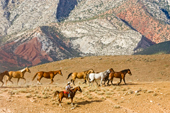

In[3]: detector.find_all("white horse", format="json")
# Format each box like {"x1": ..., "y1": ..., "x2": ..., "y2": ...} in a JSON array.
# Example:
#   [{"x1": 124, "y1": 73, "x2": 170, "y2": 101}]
[{"x1": 88, "y1": 69, "x2": 110, "y2": 86}]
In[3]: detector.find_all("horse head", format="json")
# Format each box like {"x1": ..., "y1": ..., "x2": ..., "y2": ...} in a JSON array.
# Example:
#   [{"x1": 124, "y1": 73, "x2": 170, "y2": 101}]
[
  {"x1": 109, "y1": 68, "x2": 115, "y2": 73},
  {"x1": 58, "y1": 70, "x2": 63, "y2": 76},
  {"x1": 3, "y1": 71, "x2": 9, "y2": 76},
  {"x1": 26, "y1": 67, "x2": 31, "y2": 73},
  {"x1": 89, "y1": 69, "x2": 95, "y2": 74},
  {"x1": 106, "y1": 69, "x2": 111, "y2": 74},
  {"x1": 85, "y1": 69, "x2": 95, "y2": 75},
  {"x1": 20, "y1": 67, "x2": 31, "y2": 73},
  {"x1": 77, "y1": 86, "x2": 82, "y2": 92},
  {"x1": 74, "y1": 86, "x2": 82, "y2": 93},
  {"x1": 5, "y1": 71, "x2": 10, "y2": 76},
  {"x1": 127, "y1": 69, "x2": 132, "y2": 75}
]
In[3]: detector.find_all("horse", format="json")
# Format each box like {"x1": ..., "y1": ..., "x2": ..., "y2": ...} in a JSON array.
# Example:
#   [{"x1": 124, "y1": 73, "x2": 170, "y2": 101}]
[
  {"x1": 6, "y1": 67, "x2": 31, "y2": 85},
  {"x1": 108, "y1": 69, "x2": 132, "y2": 85},
  {"x1": 66, "y1": 69, "x2": 94, "y2": 85},
  {"x1": 53, "y1": 86, "x2": 82, "y2": 106},
  {"x1": 0, "y1": 71, "x2": 9, "y2": 86},
  {"x1": 88, "y1": 69, "x2": 111, "y2": 86},
  {"x1": 103, "y1": 68, "x2": 114, "y2": 85},
  {"x1": 32, "y1": 70, "x2": 63, "y2": 84}
]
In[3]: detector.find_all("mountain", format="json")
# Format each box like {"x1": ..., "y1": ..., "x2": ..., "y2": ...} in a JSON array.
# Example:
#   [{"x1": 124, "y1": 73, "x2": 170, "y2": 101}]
[
  {"x1": 0, "y1": 0, "x2": 170, "y2": 71},
  {"x1": 134, "y1": 41, "x2": 170, "y2": 55}
]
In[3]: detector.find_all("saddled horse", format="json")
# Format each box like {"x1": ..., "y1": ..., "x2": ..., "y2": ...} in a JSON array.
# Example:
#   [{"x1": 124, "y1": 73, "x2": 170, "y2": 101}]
[
  {"x1": 108, "y1": 69, "x2": 132, "y2": 85},
  {"x1": 88, "y1": 69, "x2": 111, "y2": 86},
  {"x1": 6, "y1": 67, "x2": 31, "y2": 85},
  {"x1": 0, "y1": 71, "x2": 9, "y2": 86},
  {"x1": 66, "y1": 69, "x2": 94, "y2": 85},
  {"x1": 54, "y1": 86, "x2": 82, "y2": 106},
  {"x1": 32, "y1": 70, "x2": 63, "y2": 84}
]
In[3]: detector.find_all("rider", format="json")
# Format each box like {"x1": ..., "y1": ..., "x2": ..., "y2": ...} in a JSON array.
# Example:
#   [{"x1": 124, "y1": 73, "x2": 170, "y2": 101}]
[{"x1": 65, "y1": 82, "x2": 72, "y2": 97}]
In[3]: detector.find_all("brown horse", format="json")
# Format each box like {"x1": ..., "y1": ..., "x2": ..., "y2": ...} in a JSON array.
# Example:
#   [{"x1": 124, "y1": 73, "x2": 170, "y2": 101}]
[
  {"x1": 103, "y1": 68, "x2": 114, "y2": 85},
  {"x1": 6, "y1": 67, "x2": 31, "y2": 85},
  {"x1": 108, "y1": 69, "x2": 132, "y2": 85},
  {"x1": 54, "y1": 86, "x2": 82, "y2": 106},
  {"x1": 0, "y1": 71, "x2": 9, "y2": 86},
  {"x1": 32, "y1": 70, "x2": 63, "y2": 84},
  {"x1": 66, "y1": 69, "x2": 95, "y2": 85}
]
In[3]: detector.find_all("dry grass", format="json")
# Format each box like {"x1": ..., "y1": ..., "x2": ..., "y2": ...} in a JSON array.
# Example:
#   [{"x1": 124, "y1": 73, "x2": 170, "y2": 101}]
[{"x1": 0, "y1": 55, "x2": 170, "y2": 113}]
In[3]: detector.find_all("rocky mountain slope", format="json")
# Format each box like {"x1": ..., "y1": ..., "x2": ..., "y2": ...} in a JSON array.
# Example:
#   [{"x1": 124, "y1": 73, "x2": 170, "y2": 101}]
[{"x1": 0, "y1": 0, "x2": 170, "y2": 71}]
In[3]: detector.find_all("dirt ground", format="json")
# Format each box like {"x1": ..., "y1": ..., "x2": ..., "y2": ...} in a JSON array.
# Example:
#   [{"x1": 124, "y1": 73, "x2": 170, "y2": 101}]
[{"x1": 0, "y1": 54, "x2": 170, "y2": 113}]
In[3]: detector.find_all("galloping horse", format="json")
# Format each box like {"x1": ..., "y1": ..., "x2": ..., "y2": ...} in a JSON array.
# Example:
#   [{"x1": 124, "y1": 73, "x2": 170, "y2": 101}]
[
  {"x1": 108, "y1": 69, "x2": 132, "y2": 85},
  {"x1": 0, "y1": 71, "x2": 9, "y2": 86},
  {"x1": 54, "y1": 86, "x2": 82, "y2": 106},
  {"x1": 66, "y1": 69, "x2": 94, "y2": 85},
  {"x1": 6, "y1": 67, "x2": 31, "y2": 85},
  {"x1": 32, "y1": 70, "x2": 63, "y2": 84},
  {"x1": 88, "y1": 69, "x2": 111, "y2": 86}
]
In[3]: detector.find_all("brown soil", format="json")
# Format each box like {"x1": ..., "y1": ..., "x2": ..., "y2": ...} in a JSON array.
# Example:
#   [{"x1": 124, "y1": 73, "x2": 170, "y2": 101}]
[{"x1": 0, "y1": 54, "x2": 170, "y2": 113}]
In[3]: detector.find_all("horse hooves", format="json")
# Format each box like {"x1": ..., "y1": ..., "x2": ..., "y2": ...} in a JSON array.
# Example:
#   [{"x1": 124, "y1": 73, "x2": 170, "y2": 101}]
[
  {"x1": 37, "y1": 83, "x2": 42, "y2": 85},
  {"x1": 71, "y1": 103, "x2": 74, "y2": 106},
  {"x1": 59, "y1": 104, "x2": 62, "y2": 107}
]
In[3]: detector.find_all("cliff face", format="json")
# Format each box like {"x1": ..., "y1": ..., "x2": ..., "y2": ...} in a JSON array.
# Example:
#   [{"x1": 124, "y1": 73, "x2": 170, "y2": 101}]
[
  {"x1": 114, "y1": 0, "x2": 170, "y2": 43},
  {"x1": 0, "y1": 0, "x2": 170, "y2": 71},
  {"x1": 0, "y1": 26, "x2": 80, "y2": 71}
]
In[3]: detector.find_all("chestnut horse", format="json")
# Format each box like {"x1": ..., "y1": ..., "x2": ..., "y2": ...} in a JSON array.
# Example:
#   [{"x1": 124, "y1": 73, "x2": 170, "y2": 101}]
[
  {"x1": 32, "y1": 70, "x2": 63, "y2": 84},
  {"x1": 54, "y1": 86, "x2": 82, "y2": 106},
  {"x1": 66, "y1": 69, "x2": 94, "y2": 85},
  {"x1": 108, "y1": 69, "x2": 132, "y2": 85},
  {"x1": 6, "y1": 67, "x2": 31, "y2": 85},
  {"x1": 0, "y1": 71, "x2": 9, "y2": 86}
]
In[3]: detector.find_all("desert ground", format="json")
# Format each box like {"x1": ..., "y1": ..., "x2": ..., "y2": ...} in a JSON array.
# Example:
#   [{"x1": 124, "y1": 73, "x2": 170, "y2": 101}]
[{"x1": 0, "y1": 54, "x2": 170, "y2": 113}]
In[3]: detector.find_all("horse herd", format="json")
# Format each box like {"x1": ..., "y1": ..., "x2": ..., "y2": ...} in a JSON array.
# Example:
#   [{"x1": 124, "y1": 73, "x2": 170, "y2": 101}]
[
  {"x1": 0, "y1": 67, "x2": 132, "y2": 105},
  {"x1": 0, "y1": 67, "x2": 132, "y2": 87},
  {"x1": 67, "y1": 68, "x2": 132, "y2": 86}
]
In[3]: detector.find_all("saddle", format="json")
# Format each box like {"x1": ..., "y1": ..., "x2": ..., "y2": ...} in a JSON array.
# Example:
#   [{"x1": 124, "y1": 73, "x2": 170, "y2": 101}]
[{"x1": 64, "y1": 91, "x2": 69, "y2": 94}]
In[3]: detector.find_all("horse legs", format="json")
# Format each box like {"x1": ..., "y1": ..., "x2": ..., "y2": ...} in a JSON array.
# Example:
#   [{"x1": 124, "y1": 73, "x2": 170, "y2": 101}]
[
  {"x1": 71, "y1": 79, "x2": 75, "y2": 85},
  {"x1": 6, "y1": 77, "x2": 13, "y2": 85},
  {"x1": 50, "y1": 78, "x2": 54, "y2": 84},
  {"x1": 71, "y1": 98, "x2": 74, "y2": 106},
  {"x1": 100, "y1": 79, "x2": 103, "y2": 86},
  {"x1": 37, "y1": 76, "x2": 42, "y2": 85},
  {"x1": 17, "y1": 78, "x2": 20, "y2": 85},
  {"x1": 118, "y1": 78, "x2": 122, "y2": 85},
  {"x1": 22, "y1": 78, "x2": 26, "y2": 84},
  {"x1": 123, "y1": 78, "x2": 126, "y2": 85},
  {"x1": 83, "y1": 79, "x2": 86, "y2": 84},
  {"x1": 94, "y1": 79, "x2": 99, "y2": 86},
  {"x1": 109, "y1": 78, "x2": 114, "y2": 85},
  {"x1": 58, "y1": 96, "x2": 63, "y2": 107},
  {"x1": 1, "y1": 81, "x2": 4, "y2": 86},
  {"x1": 58, "y1": 97, "x2": 62, "y2": 103},
  {"x1": 111, "y1": 79, "x2": 114, "y2": 85},
  {"x1": 106, "y1": 79, "x2": 109, "y2": 86}
]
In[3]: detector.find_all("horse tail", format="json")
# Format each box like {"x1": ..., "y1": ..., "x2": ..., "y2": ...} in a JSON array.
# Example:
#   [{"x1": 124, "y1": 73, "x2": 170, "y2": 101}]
[
  {"x1": 54, "y1": 91, "x2": 60, "y2": 98},
  {"x1": 66, "y1": 73, "x2": 72, "y2": 80},
  {"x1": 32, "y1": 73, "x2": 38, "y2": 81}
]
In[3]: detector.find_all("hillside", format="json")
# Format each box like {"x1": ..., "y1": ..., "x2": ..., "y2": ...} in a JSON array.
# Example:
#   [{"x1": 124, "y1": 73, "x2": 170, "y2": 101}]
[
  {"x1": 0, "y1": 55, "x2": 170, "y2": 113},
  {"x1": 0, "y1": 0, "x2": 170, "y2": 71},
  {"x1": 134, "y1": 41, "x2": 170, "y2": 55}
]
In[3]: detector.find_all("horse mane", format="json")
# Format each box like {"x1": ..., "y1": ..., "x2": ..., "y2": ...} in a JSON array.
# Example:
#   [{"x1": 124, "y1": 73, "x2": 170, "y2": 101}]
[
  {"x1": 121, "y1": 69, "x2": 130, "y2": 72},
  {"x1": 20, "y1": 68, "x2": 26, "y2": 72},
  {"x1": 84, "y1": 68, "x2": 94, "y2": 72},
  {"x1": 72, "y1": 86, "x2": 80, "y2": 91}
]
